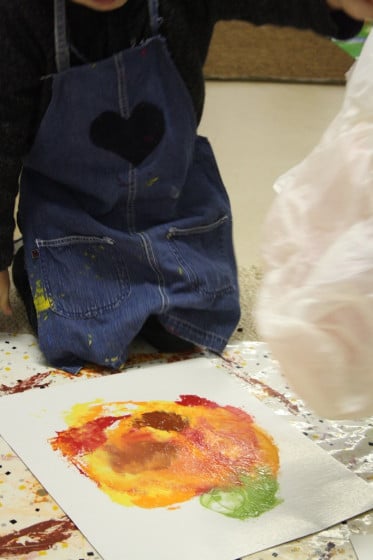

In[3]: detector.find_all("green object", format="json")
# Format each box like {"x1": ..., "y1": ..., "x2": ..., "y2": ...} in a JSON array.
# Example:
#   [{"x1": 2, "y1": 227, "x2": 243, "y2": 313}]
[
  {"x1": 200, "y1": 469, "x2": 282, "y2": 520},
  {"x1": 333, "y1": 23, "x2": 372, "y2": 59}
]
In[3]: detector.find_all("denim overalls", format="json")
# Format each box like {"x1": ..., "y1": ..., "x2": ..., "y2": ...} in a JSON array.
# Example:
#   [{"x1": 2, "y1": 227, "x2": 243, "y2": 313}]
[{"x1": 18, "y1": 0, "x2": 240, "y2": 372}]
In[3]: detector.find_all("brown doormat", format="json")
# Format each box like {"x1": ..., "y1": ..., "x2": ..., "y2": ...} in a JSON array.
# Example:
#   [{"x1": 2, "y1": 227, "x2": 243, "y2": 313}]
[{"x1": 203, "y1": 21, "x2": 354, "y2": 84}]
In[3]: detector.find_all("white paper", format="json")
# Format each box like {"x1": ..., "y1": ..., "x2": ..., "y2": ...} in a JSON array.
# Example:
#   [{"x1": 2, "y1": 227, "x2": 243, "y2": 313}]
[
  {"x1": 350, "y1": 535, "x2": 373, "y2": 560},
  {"x1": 0, "y1": 357, "x2": 372, "y2": 560}
]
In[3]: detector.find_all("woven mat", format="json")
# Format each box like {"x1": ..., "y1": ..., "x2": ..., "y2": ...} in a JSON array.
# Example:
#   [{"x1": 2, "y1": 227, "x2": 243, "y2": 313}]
[
  {"x1": 204, "y1": 22, "x2": 354, "y2": 84},
  {"x1": 0, "y1": 265, "x2": 261, "y2": 343}
]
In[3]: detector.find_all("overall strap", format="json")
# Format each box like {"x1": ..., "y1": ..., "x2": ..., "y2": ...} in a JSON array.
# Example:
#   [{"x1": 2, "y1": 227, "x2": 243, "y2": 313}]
[
  {"x1": 147, "y1": 0, "x2": 161, "y2": 36},
  {"x1": 54, "y1": 0, "x2": 70, "y2": 72}
]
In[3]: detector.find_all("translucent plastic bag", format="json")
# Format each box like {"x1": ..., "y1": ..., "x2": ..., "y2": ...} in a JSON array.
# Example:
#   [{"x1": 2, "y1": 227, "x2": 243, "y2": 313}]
[{"x1": 255, "y1": 31, "x2": 373, "y2": 420}]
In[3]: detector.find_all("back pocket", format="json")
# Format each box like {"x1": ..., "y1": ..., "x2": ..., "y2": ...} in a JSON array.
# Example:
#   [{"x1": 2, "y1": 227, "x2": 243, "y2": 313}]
[
  {"x1": 166, "y1": 215, "x2": 236, "y2": 296},
  {"x1": 35, "y1": 235, "x2": 130, "y2": 318}
]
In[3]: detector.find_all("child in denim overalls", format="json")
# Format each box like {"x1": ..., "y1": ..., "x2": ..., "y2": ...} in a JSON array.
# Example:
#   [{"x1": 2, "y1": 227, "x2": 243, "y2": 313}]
[{"x1": 0, "y1": 0, "x2": 369, "y2": 372}]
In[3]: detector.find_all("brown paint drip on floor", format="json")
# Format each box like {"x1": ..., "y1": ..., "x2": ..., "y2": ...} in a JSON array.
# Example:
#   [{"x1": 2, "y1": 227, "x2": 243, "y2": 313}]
[
  {"x1": 234, "y1": 368, "x2": 300, "y2": 414},
  {"x1": 221, "y1": 356, "x2": 299, "y2": 414},
  {"x1": 0, "y1": 372, "x2": 51, "y2": 395},
  {"x1": 0, "y1": 518, "x2": 76, "y2": 556}
]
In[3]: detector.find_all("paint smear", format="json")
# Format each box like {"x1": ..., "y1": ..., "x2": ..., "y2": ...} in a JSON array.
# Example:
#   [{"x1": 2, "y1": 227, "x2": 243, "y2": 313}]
[
  {"x1": 0, "y1": 372, "x2": 52, "y2": 395},
  {"x1": 0, "y1": 518, "x2": 76, "y2": 556},
  {"x1": 50, "y1": 395, "x2": 281, "y2": 519},
  {"x1": 33, "y1": 279, "x2": 51, "y2": 314}
]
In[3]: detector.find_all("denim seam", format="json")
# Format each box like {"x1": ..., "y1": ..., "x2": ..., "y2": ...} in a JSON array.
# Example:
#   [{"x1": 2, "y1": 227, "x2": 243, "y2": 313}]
[
  {"x1": 167, "y1": 215, "x2": 229, "y2": 238},
  {"x1": 138, "y1": 232, "x2": 169, "y2": 313},
  {"x1": 115, "y1": 54, "x2": 129, "y2": 119},
  {"x1": 147, "y1": 0, "x2": 160, "y2": 36},
  {"x1": 36, "y1": 236, "x2": 114, "y2": 248},
  {"x1": 54, "y1": 0, "x2": 70, "y2": 72}
]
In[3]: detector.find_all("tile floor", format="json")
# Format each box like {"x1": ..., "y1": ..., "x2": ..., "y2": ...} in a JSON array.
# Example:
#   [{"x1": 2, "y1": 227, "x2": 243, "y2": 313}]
[{"x1": 198, "y1": 81, "x2": 346, "y2": 268}]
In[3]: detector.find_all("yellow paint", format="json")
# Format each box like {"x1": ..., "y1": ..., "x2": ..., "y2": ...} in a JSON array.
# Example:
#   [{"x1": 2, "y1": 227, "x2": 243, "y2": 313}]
[
  {"x1": 104, "y1": 356, "x2": 120, "y2": 365},
  {"x1": 63, "y1": 399, "x2": 105, "y2": 428},
  {"x1": 51, "y1": 398, "x2": 279, "y2": 510},
  {"x1": 18, "y1": 484, "x2": 26, "y2": 490},
  {"x1": 146, "y1": 176, "x2": 159, "y2": 187},
  {"x1": 33, "y1": 280, "x2": 51, "y2": 314}
]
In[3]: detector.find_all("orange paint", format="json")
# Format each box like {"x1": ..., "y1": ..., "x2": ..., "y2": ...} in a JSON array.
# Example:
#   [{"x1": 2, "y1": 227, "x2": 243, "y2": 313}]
[{"x1": 50, "y1": 396, "x2": 280, "y2": 513}]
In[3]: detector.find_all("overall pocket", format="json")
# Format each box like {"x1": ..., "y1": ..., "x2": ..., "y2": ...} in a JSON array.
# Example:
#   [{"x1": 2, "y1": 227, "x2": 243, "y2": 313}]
[
  {"x1": 166, "y1": 215, "x2": 236, "y2": 296},
  {"x1": 35, "y1": 235, "x2": 130, "y2": 318}
]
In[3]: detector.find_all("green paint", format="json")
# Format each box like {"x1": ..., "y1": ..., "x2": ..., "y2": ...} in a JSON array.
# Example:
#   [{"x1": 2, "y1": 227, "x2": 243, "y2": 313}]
[
  {"x1": 333, "y1": 23, "x2": 372, "y2": 59},
  {"x1": 200, "y1": 469, "x2": 281, "y2": 520}
]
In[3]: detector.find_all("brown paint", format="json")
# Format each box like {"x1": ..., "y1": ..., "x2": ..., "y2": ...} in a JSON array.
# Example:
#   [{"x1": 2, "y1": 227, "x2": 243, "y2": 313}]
[
  {"x1": 0, "y1": 372, "x2": 51, "y2": 395},
  {"x1": 105, "y1": 440, "x2": 176, "y2": 474},
  {"x1": 222, "y1": 357, "x2": 299, "y2": 414},
  {"x1": 134, "y1": 411, "x2": 188, "y2": 431},
  {"x1": 0, "y1": 518, "x2": 76, "y2": 556},
  {"x1": 236, "y1": 369, "x2": 299, "y2": 414}
]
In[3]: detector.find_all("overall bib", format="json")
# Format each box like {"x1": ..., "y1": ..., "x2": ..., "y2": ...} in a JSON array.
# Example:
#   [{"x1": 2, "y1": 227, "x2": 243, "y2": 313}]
[{"x1": 19, "y1": 0, "x2": 240, "y2": 373}]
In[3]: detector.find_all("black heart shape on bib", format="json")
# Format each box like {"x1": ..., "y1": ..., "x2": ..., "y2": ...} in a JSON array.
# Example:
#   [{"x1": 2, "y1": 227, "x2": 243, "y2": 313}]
[{"x1": 90, "y1": 102, "x2": 165, "y2": 166}]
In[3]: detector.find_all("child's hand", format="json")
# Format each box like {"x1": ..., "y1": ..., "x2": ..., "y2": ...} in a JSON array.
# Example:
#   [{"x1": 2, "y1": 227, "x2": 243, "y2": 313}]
[
  {"x1": 327, "y1": 0, "x2": 373, "y2": 20},
  {"x1": 0, "y1": 269, "x2": 12, "y2": 316}
]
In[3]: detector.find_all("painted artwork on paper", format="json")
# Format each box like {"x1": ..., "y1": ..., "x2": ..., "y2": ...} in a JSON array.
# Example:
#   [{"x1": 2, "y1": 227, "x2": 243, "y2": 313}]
[
  {"x1": 49, "y1": 395, "x2": 281, "y2": 519},
  {"x1": 1, "y1": 356, "x2": 373, "y2": 560}
]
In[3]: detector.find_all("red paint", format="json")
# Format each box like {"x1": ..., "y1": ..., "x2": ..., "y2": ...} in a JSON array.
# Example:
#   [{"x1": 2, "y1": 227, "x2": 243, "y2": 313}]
[
  {"x1": 51, "y1": 415, "x2": 128, "y2": 456},
  {"x1": 177, "y1": 394, "x2": 219, "y2": 408}
]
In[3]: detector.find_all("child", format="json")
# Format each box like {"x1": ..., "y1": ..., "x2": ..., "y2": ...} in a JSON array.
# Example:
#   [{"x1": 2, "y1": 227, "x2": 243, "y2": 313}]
[{"x1": 0, "y1": 0, "x2": 370, "y2": 372}]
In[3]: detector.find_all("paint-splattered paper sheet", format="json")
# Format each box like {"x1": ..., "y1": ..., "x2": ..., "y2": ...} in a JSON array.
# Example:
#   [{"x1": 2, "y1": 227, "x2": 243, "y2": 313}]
[{"x1": 0, "y1": 334, "x2": 372, "y2": 560}]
